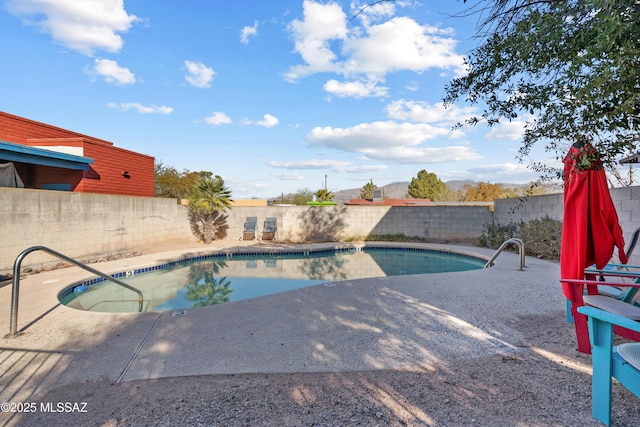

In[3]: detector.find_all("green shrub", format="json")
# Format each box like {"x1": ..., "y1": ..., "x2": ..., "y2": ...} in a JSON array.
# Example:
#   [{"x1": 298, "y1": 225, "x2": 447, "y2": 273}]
[
  {"x1": 477, "y1": 223, "x2": 518, "y2": 249},
  {"x1": 517, "y1": 216, "x2": 562, "y2": 260},
  {"x1": 477, "y1": 216, "x2": 562, "y2": 260}
]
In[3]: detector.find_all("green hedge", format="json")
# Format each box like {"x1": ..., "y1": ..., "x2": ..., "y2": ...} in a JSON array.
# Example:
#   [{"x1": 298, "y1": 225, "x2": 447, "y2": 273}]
[{"x1": 478, "y1": 216, "x2": 562, "y2": 260}]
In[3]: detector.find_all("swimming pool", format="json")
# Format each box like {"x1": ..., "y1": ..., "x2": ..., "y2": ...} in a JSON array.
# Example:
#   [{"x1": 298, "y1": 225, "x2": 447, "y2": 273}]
[{"x1": 59, "y1": 246, "x2": 486, "y2": 313}]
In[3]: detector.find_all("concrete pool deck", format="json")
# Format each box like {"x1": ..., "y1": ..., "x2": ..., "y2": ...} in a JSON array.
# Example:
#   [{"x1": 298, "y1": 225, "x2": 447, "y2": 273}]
[{"x1": 1, "y1": 241, "x2": 574, "y2": 422}]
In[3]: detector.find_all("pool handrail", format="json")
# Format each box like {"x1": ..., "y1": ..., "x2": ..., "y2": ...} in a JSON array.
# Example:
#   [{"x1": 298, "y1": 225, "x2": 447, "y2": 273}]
[
  {"x1": 484, "y1": 238, "x2": 525, "y2": 270},
  {"x1": 5, "y1": 245, "x2": 144, "y2": 338}
]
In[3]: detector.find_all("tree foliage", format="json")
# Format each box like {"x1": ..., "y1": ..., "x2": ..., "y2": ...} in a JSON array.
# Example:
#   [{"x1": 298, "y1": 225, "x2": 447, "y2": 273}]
[
  {"x1": 461, "y1": 182, "x2": 510, "y2": 201},
  {"x1": 446, "y1": 0, "x2": 640, "y2": 181},
  {"x1": 438, "y1": 185, "x2": 463, "y2": 202},
  {"x1": 407, "y1": 169, "x2": 446, "y2": 200},
  {"x1": 293, "y1": 187, "x2": 314, "y2": 205},
  {"x1": 269, "y1": 188, "x2": 314, "y2": 205},
  {"x1": 360, "y1": 181, "x2": 378, "y2": 199},
  {"x1": 154, "y1": 161, "x2": 212, "y2": 200}
]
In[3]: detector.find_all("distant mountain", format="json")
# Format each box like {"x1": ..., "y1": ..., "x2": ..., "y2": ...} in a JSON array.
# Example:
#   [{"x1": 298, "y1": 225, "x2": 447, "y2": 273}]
[{"x1": 444, "y1": 180, "x2": 475, "y2": 191}]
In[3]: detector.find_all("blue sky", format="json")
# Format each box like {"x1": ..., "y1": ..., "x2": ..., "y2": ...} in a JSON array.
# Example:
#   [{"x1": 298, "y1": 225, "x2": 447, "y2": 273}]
[{"x1": 0, "y1": 0, "x2": 558, "y2": 199}]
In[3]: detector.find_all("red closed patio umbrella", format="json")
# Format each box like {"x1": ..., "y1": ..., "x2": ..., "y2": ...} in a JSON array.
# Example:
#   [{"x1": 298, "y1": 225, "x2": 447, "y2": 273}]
[{"x1": 560, "y1": 142, "x2": 628, "y2": 353}]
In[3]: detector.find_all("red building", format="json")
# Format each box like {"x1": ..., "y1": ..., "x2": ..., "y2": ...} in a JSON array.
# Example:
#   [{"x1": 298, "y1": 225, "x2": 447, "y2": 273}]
[{"x1": 0, "y1": 112, "x2": 154, "y2": 197}]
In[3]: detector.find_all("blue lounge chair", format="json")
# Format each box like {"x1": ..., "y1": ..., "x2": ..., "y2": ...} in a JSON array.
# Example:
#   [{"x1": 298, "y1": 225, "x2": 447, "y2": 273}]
[
  {"x1": 242, "y1": 217, "x2": 258, "y2": 240},
  {"x1": 577, "y1": 301, "x2": 640, "y2": 426},
  {"x1": 261, "y1": 217, "x2": 277, "y2": 240}
]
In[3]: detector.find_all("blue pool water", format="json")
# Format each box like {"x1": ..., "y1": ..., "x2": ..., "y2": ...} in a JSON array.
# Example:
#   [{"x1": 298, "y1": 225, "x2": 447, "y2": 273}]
[{"x1": 59, "y1": 247, "x2": 485, "y2": 313}]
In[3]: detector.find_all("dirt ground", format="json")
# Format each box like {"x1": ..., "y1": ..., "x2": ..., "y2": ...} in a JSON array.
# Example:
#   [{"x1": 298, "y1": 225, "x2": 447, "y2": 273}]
[{"x1": 8, "y1": 311, "x2": 639, "y2": 427}]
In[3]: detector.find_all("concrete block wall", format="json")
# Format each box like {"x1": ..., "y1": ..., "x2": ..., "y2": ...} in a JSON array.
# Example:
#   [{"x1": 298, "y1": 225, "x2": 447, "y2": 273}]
[
  {"x1": 611, "y1": 186, "x2": 640, "y2": 266},
  {"x1": 495, "y1": 186, "x2": 640, "y2": 265},
  {"x1": 0, "y1": 188, "x2": 194, "y2": 271},
  {"x1": 494, "y1": 192, "x2": 564, "y2": 224},
  {"x1": 3, "y1": 185, "x2": 639, "y2": 271},
  {"x1": 224, "y1": 205, "x2": 493, "y2": 244},
  {"x1": 380, "y1": 206, "x2": 493, "y2": 241},
  {"x1": 612, "y1": 186, "x2": 640, "y2": 234}
]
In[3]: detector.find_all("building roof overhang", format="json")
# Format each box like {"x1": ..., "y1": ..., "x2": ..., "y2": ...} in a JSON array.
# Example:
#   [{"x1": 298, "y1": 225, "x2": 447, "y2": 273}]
[{"x1": 0, "y1": 140, "x2": 94, "y2": 170}]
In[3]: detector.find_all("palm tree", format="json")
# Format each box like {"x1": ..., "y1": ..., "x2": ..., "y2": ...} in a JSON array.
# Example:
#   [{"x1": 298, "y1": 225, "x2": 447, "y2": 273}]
[
  {"x1": 187, "y1": 176, "x2": 232, "y2": 243},
  {"x1": 314, "y1": 188, "x2": 334, "y2": 202}
]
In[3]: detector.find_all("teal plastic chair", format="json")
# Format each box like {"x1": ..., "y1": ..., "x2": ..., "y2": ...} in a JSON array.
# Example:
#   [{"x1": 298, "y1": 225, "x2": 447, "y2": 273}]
[{"x1": 577, "y1": 303, "x2": 640, "y2": 426}]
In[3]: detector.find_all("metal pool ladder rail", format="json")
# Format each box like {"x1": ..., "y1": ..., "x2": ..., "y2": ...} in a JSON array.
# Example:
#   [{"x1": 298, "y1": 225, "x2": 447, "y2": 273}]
[
  {"x1": 4, "y1": 246, "x2": 144, "y2": 339},
  {"x1": 484, "y1": 238, "x2": 525, "y2": 270}
]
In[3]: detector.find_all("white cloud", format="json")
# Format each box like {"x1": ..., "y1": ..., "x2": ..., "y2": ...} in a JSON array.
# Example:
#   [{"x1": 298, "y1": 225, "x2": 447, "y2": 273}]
[
  {"x1": 224, "y1": 177, "x2": 270, "y2": 195},
  {"x1": 308, "y1": 121, "x2": 449, "y2": 151},
  {"x1": 6, "y1": 0, "x2": 139, "y2": 55},
  {"x1": 405, "y1": 81, "x2": 419, "y2": 91},
  {"x1": 203, "y1": 112, "x2": 232, "y2": 125},
  {"x1": 268, "y1": 159, "x2": 347, "y2": 169},
  {"x1": 363, "y1": 145, "x2": 482, "y2": 164},
  {"x1": 468, "y1": 163, "x2": 530, "y2": 175},
  {"x1": 252, "y1": 114, "x2": 279, "y2": 128},
  {"x1": 286, "y1": 2, "x2": 466, "y2": 98},
  {"x1": 449, "y1": 128, "x2": 467, "y2": 140},
  {"x1": 240, "y1": 20, "x2": 258, "y2": 44},
  {"x1": 342, "y1": 17, "x2": 466, "y2": 76},
  {"x1": 349, "y1": 0, "x2": 396, "y2": 27},
  {"x1": 386, "y1": 100, "x2": 477, "y2": 124},
  {"x1": 108, "y1": 102, "x2": 172, "y2": 114},
  {"x1": 306, "y1": 120, "x2": 482, "y2": 164},
  {"x1": 89, "y1": 58, "x2": 136, "y2": 85},
  {"x1": 285, "y1": 0, "x2": 348, "y2": 81},
  {"x1": 466, "y1": 163, "x2": 539, "y2": 182},
  {"x1": 267, "y1": 159, "x2": 388, "y2": 173},
  {"x1": 485, "y1": 120, "x2": 529, "y2": 141},
  {"x1": 323, "y1": 79, "x2": 388, "y2": 98},
  {"x1": 346, "y1": 164, "x2": 389, "y2": 173},
  {"x1": 185, "y1": 60, "x2": 215, "y2": 88},
  {"x1": 273, "y1": 172, "x2": 305, "y2": 181}
]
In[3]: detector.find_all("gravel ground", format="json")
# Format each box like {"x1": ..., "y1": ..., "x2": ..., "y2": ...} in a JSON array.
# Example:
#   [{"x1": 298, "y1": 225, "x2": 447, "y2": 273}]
[{"x1": 9, "y1": 312, "x2": 640, "y2": 427}]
